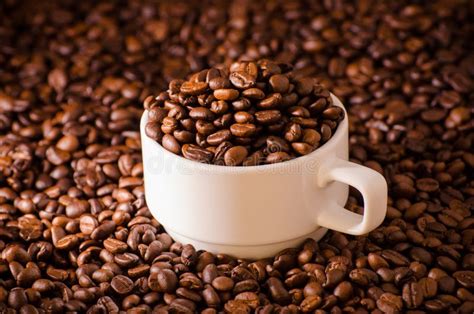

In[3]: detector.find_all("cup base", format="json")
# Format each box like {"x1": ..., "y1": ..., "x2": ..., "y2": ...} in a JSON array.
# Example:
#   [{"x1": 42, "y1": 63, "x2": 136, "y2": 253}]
[{"x1": 166, "y1": 227, "x2": 328, "y2": 260}]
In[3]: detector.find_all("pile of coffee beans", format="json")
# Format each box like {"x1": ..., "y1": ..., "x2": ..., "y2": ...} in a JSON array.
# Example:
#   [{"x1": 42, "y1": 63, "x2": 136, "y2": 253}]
[
  {"x1": 144, "y1": 61, "x2": 344, "y2": 166},
  {"x1": 0, "y1": 0, "x2": 473, "y2": 313}
]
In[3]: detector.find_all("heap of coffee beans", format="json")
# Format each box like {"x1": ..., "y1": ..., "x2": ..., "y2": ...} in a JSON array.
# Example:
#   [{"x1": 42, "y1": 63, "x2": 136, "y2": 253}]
[
  {"x1": 144, "y1": 61, "x2": 344, "y2": 166},
  {"x1": 0, "y1": 0, "x2": 473, "y2": 313}
]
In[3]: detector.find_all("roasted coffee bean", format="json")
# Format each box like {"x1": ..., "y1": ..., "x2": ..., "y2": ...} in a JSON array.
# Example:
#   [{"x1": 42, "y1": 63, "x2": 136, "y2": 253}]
[
  {"x1": 209, "y1": 77, "x2": 231, "y2": 90},
  {"x1": 292, "y1": 142, "x2": 314, "y2": 155},
  {"x1": 255, "y1": 110, "x2": 282, "y2": 125},
  {"x1": 79, "y1": 215, "x2": 99, "y2": 235},
  {"x1": 178, "y1": 273, "x2": 203, "y2": 290},
  {"x1": 230, "y1": 72, "x2": 256, "y2": 89},
  {"x1": 57, "y1": 135, "x2": 79, "y2": 152},
  {"x1": 242, "y1": 88, "x2": 266, "y2": 100},
  {"x1": 303, "y1": 282, "x2": 324, "y2": 297},
  {"x1": 214, "y1": 89, "x2": 240, "y2": 101},
  {"x1": 181, "y1": 244, "x2": 197, "y2": 266},
  {"x1": 224, "y1": 146, "x2": 248, "y2": 166},
  {"x1": 309, "y1": 98, "x2": 328, "y2": 114},
  {"x1": 46, "y1": 147, "x2": 70, "y2": 165},
  {"x1": 453, "y1": 271, "x2": 474, "y2": 289},
  {"x1": 376, "y1": 293, "x2": 403, "y2": 313},
  {"x1": 111, "y1": 275, "x2": 134, "y2": 295},
  {"x1": 405, "y1": 203, "x2": 427, "y2": 220},
  {"x1": 169, "y1": 298, "x2": 197, "y2": 312},
  {"x1": 168, "y1": 105, "x2": 187, "y2": 120},
  {"x1": 213, "y1": 113, "x2": 233, "y2": 129},
  {"x1": 231, "y1": 266, "x2": 256, "y2": 282},
  {"x1": 202, "y1": 264, "x2": 218, "y2": 285},
  {"x1": 148, "y1": 107, "x2": 168, "y2": 123},
  {"x1": 196, "y1": 120, "x2": 216, "y2": 136},
  {"x1": 349, "y1": 268, "x2": 379, "y2": 286},
  {"x1": 234, "y1": 291, "x2": 259, "y2": 309},
  {"x1": 207, "y1": 130, "x2": 232, "y2": 146},
  {"x1": 292, "y1": 117, "x2": 318, "y2": 128},
  {"x1": 418, "y1": 277, "x2": 438, "y2": 299},
  {"x1": 320, "y1": 124, "x2": 332, "y2": 142},
  {"x1": 295, "y1": 78, "x2": 314, "y2": 95},
  {"x1": 302, "y1": 129, "x2": 321, "y2": 146},
  {"x1": 425, "y1": 299, "x2": 449, "y2": 312},
  {"x1": 17, "y1": 265, "x2": 41, "y2": 286},
  {"x1": 284, "y1": 123, "x2": 302, "y2": 142},
  {"x1": 322, "y1": 106, "x2": 344, "y2": 120},
  {"x1": 231, "y1": 98, "x2": 253, "y2": 111},
  {"x1": 66, "y1": 200, "x2": 89, "y2": 218},
  {"x1": 324, "y1": 268, "x2": 345, "y2": 288},
  {"x1": 212, "y1": 276, "x2": 235, "y2": 292},
  {"x1": 92, "y1": 269, "x2": 114, "y2": 283},
  {"x1": 162, "y1": 134, "x2": 181, "y2": 155},
  {"x1": 234, "y1": 111, "x2": 254, "y2": 124},
  {"x1": 174, "y1": 130, "x2": 194, "y2": 143},
  {"x1": 234, "y1": 279, "x2": 259, "y2": 294},
  {"x1": 402, "y1": 282, "x2": 424, "y2": 309},
  {"x1": 189, "y1": 107, "x2": 215, "y2": 121},
  {"x1": 266, "y1": 152, "x2": 291, "y2": 164},
  {"x1": 458, "y1": 301, "x2": 474, "y2": 313},
  {"x1": 146, "y1": 121, "x2": 165, "y2": 141},
  {"x1": 243, "y1": 150, "x2": 265, "y2": 166},
  {"x1": 269, "y1": 75, "x2": 290, "y2": 93},
  {"x1": 230, "y1": 123, "x2": 258, "y2": 138},
  {"x1": 8, "y1": 288, "x2": 28, "y2": 309},
  {"x1": 210, "y1": 100, "x2": 229, "y2": 115},
  {"x1": 334, "y1": 281, "x2": 353, "y2": 302},
  {"x1": 161, "y1": 116, "x2": 179, "y2": 134},
  {"x1": 288, "y1": 106, "x2": 310, "y2": 118},
  {"x1": 90, "y1": 221, "x2": 116, "y2": 240},
  {"x1": 202, "y1": 285, "x2": 220, "y2": 308},
  {"x1": 148, "y1": 269, "x2": 177, "y2": 293},
  {"x1": 224, "y1": 300, "x2": 251, "y2": 313},
  {"x1": 416, "y1": 178, "x2": 440, "y2": 192},
  {"x1": 180, "y1": 81, "x2": 208, "y2": 95},
  {"x1": 104, "y1": 238, "x2": 128, "y2": 254},
  {"x1": 381, "y1": 250, "x2": 410, "y2": 266},
  {"x1": 266, "y1": 136, "x2": 290, "y2": 153},
  {"x1": 114, "y1": 253, "x2": 140, "y2": 268},
  {"x1": 176, "y1": 287, "x2": 202, "y2": 303},
  {"x1": 267, "y1": 277, "x2": 291, "y2": 305},
  {"x1": 258, "y1": 93, "x2": 282, "y2": 109},
  {"x1": 182, "y1": 144, "x2": 214, "y2": 163},
  {"x1": 300, "y1": 295, "x2": 322, "y2": 312},
  {"x1": 213, "y1": 141, "x2": 233, "y2": 164},
  {"x1": 55, "y1": 234, "x2": 79, "y2": 250}
]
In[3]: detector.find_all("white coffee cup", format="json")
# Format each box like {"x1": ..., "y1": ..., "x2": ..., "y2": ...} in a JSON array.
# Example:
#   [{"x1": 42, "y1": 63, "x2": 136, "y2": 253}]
[{"x1": 140, "y1": 94, "x2": 387, "y2": 259}]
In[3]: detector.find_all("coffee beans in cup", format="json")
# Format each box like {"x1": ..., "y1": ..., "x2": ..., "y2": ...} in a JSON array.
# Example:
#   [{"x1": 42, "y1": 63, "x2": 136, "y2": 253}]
[{"x1": 144, "y1": 60, "x2": 344, "y2": 166}]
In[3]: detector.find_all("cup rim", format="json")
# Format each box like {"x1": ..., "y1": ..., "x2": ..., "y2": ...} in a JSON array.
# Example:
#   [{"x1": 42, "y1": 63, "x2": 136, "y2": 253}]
[{"x1": 141, "y1": 93, "x2": 348, "y2": 173}]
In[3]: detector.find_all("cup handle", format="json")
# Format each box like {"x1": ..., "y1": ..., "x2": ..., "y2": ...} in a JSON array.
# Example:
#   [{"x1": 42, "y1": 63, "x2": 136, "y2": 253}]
[{"x1": 315, "y1": 157, "x2": 388, "y2": 235}]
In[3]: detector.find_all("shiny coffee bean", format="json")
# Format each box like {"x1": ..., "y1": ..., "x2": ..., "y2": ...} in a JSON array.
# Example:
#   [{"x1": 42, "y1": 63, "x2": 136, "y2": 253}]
[
  {"x1": 214, "y1": 89, "x2": 240, "y2": 101},
  {"x1": 180, "y1": 81, "x2": 208, "y2": 95},
  {"x1": 224, "y1": 146, "x2": 248, "y2": 166},
  {"x1": 182, "y1": 144, "x2": 214, "y2": 163},
  {"x1": 111, "y1": 275, "x2": 134, "y2": 295}
]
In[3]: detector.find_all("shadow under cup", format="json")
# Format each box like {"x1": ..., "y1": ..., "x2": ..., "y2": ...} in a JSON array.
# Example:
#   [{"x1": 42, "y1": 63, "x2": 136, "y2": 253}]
[{"x1": 141, "y1": 94, "x2": 387, "y2": 259}]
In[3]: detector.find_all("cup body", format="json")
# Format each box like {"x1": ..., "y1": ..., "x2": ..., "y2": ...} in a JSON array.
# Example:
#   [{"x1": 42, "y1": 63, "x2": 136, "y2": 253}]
[{"x1": 141, "y1": 95, "x2": 349, "y2": 259}]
